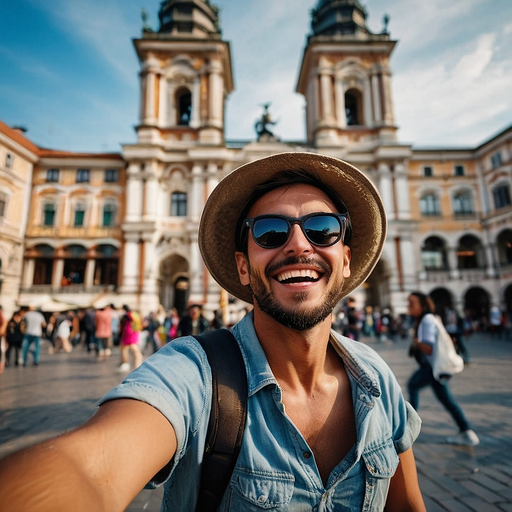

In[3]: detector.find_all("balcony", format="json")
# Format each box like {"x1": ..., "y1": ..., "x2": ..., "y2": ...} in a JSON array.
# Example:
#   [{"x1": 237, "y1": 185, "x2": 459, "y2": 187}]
[{"x1": 20, "y1": 284, "x2": 117, "y2": 294}]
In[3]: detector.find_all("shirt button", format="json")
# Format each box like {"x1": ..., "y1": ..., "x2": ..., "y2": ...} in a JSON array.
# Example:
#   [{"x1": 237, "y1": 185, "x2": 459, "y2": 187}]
[
  {"x1": 303, "y1": 451, "x2": 311, "y2": 459},
  {"x1": 257, "y1": 495, "x2": 266, "y2": 503}
]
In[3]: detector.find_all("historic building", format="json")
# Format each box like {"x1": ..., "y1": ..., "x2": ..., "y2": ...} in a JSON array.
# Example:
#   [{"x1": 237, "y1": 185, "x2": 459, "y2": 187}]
[{"x1": 1, "y1": 0, "x2": 511, "y2": 323}]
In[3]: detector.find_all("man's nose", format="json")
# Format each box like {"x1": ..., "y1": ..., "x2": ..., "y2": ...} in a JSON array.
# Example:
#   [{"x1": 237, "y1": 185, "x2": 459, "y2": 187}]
[{"x1": 282, "y1": 224, "x2": 312, "y2": 254}]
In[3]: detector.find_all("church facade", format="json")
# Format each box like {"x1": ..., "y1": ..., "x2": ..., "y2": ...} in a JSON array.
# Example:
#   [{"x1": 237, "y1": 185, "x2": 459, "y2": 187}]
[{"x1": 1, "y1": 0, "x2": 511, "y2": 323}]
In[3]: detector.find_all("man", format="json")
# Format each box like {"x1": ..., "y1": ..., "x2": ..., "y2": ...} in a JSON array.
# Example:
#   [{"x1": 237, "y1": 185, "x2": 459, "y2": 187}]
[
  {"x1": 0, "y1": 153, "x2": 425, "y2": 511},
  {"x1": 178, "y1": 303, "x2": 210, "y2": 336},
  {"x1": 94, "y1": 305, "x2": 113, "y2": 357},
  {"x1": 20, "y1": 305, "x2": 47, "y2": 366}
]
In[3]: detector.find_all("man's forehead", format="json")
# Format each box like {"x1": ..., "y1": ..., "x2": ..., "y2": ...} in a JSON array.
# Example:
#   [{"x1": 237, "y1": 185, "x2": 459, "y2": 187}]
[{"x1": 248, "y1": 182, "x2": 337, "y2": 214}]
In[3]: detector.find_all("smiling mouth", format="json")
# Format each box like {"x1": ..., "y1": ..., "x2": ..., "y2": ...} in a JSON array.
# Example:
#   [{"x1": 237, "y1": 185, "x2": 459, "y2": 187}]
[{"x1": 275, "y1": 269, "x2": 321, "y2": 284}]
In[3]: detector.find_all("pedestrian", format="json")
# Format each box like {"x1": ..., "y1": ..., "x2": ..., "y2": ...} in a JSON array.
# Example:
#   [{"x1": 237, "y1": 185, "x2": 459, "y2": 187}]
[
  {"x1": 165, "y1": 307, "x2": 180, "y2": 342},
  {"x1": 110, "y1": 304, "x2": 121, "y2": 347},
  {"x1": 407, "y1": 291, "x2": 479, "y2": 446},
  {"x1": 178, "y1": 303, "x2": 209, "y2": 336},
  {"x1": 94, "y1": 305, "x2": 113, "y2": 357},
  {"x1": 53, "y1": 312, "x2": 73, "y2": 353},
  {"x1": 5, "y1": 310, "x2": 24, "y2": 366},
  {"x1": 82, "y1": 307, "x2": 97, "y2": 354},
  {"x1": 443, "y1": 306, "x2": 470, "y2": 363},
  {"x1": 21, "y1": 305, "x2": 46, "y2": 366},
  {"x1": 0, "y1": 153, "x2": 425, "y2": 511},
  {"x1": 117, "y1": 304, "x2": 143, "y2": 372},
  {"x1": 210, "y1": 308, "x2": 226, "y2": 330},
  {"x1": 142, "y1": 311, "x2": 161, "y2": 353},
  {"x1": 0, "y1": 305, "x2": 8, "y2": 372}
]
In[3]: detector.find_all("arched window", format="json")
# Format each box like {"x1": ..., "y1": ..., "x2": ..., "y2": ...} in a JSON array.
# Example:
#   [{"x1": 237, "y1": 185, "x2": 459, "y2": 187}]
[
  {"x1": 420, "y1": 192, "x2": 441, "y2": 216},
  {"x1": 421, "y1": 236, "x2": 448, "y2": 270},
  {"x1": 497, "y1": 229, "x2": 512, "y2": 265},
  {"x1": 176, "y1": 88, "x2": 192, "y2": 126},
  {"x1": 457, "y1": 235, "x2": 484, "y2": 270},
  {"x1": 95, "y1": 244, "x2": 120, "y2": 286},
  {"x1": 0, "y1": 191, "x2": 8, "y2": 218},
  {"x1": 344, "y1": 89, "x2": 362, "y2": 126},
  {"x1": 43, "y1": 201, "x2": 56, "y2": 227},
  {"x1": 32, "y1": 244, "x2": 55, "y2": 285},
  {"x1": 62, "y1": 244, "x2": 87, "y2": 284},
  {"x1": 74, "y1": 202, "x2": 86, "y2": 227},
  {"x1": 452, "y1": 190, "x2": 474, "y2": 216},
  {"x1": 171, "y1": 192, "x2": 187, "y2": 217},
  {"x1": 102, "y1": 202, "x2": 117, "y2": 227}
]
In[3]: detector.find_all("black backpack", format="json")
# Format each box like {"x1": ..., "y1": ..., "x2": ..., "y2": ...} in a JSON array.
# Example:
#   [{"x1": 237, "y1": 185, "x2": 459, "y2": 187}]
[{"x1": 193, "y1": 329, "x2": 248, "y2": 512}]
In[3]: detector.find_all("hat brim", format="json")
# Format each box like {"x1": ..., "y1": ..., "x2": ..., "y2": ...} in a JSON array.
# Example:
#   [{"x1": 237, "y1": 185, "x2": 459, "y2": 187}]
[{"x1": 199, "y1": 152, "x2": 387, "y2": 304}]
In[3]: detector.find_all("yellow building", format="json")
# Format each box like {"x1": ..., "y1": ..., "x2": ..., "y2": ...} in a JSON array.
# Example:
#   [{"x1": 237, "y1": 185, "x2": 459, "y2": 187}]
[
  {"x1": 1, "y1": 0, "x2": 511, "y2": 325},
  {"x1": 0, "y1": 121, "x2": 38, "y2": 316}
]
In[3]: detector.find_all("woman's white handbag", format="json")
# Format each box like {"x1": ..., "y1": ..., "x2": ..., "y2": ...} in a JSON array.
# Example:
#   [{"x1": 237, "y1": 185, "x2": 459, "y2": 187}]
[{"x1": 431, "y1": 315, "x2": 465, "y2": 382}]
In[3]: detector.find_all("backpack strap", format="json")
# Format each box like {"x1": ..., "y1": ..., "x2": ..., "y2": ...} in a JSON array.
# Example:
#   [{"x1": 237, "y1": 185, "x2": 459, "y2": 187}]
[{"x1": 193, "y1": 328, "x2": 248, "y2": 512}]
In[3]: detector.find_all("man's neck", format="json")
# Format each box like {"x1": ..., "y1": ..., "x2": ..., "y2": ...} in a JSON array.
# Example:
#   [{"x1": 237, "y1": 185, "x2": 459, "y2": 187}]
[{"x1": 252, "y1": 308, "x2": 335, "y2": 392}]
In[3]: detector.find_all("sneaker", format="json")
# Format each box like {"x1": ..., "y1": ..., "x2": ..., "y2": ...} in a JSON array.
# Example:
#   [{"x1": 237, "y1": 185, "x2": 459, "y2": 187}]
[
  {"x1": 447, "y1": 429, "x2": 480, "y2": 446},
  {"x1": 117, "y1": 362, "x2": 131, "y2": 373}
]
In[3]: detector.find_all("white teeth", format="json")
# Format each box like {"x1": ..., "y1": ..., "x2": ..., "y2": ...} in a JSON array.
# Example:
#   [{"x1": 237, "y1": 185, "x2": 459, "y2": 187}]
[{"x1": 276, "y1": 269, "x2": 320, "y2": 282}]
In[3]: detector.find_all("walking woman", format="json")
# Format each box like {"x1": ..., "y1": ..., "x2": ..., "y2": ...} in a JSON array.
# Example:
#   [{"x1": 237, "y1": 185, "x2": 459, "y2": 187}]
[{"x1": 407, "y1": 292, "x2": 480, "y2": 446}]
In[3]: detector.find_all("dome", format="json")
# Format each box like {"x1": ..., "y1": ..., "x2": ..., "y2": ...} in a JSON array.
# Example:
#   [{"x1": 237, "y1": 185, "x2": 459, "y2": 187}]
[
  {"x1": 158, "y1": 0, "x2": 221, "y2": 38},
  {"x1": 311, "y1": 0, "x2": 369, "y2": 38}
]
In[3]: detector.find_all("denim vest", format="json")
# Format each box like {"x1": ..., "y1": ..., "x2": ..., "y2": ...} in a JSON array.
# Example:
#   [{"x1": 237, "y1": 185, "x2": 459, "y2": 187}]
[{"x1": 99, "y1": 313, "x2": 420, "y2": 511}]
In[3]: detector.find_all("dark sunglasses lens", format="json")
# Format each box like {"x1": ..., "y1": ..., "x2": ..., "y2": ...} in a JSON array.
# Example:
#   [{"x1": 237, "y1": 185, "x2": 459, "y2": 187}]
[
  {"x1": 252, "y1": 218, "x2": 289, "y2": 247},
  {"x1": 303, "y1": 215, "x2": 341, "y2": 246}
]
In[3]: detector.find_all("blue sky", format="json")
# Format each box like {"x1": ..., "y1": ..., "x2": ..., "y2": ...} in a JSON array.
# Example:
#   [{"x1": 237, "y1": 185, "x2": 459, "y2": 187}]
[{"x1": 1, "y1": 0, "x2": 511, "y2": 152}]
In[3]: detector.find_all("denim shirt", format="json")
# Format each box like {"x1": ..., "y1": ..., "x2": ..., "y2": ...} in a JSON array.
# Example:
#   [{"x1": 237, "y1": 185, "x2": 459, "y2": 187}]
[{"x1": 99, "y1": 313, "x2": 421, "y2": 512}]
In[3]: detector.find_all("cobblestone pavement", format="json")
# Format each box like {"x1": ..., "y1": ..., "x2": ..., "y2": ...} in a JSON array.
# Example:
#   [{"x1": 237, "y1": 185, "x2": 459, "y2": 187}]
[{"x1": 0, "y1": 333, "x2": 511, "y2": 511}]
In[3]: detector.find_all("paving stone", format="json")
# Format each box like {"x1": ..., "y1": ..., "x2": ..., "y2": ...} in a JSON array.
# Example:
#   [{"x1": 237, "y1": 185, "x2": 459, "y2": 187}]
[{"x1": 0, "y1": 334, "x2": 511, "y2": 511}]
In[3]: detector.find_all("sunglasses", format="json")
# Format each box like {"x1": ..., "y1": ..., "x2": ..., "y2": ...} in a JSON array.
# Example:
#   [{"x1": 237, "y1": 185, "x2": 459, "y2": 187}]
[{"x1": 242, "y1": 213, "x2": 349, "y2": 249}]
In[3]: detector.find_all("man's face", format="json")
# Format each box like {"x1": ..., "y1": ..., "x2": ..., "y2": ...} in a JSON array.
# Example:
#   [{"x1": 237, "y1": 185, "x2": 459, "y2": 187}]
[{"x1": 235, "y1": 183, "x2": 351, "y2": 331}]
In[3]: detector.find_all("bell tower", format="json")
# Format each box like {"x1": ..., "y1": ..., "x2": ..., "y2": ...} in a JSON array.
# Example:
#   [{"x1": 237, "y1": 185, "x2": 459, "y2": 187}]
[
  {"x1": 134, "y1": 0, "x2": 233, "y2": 145},
  {"x1": 296, "y1": 0, "x2": 397, "y2": 147}
]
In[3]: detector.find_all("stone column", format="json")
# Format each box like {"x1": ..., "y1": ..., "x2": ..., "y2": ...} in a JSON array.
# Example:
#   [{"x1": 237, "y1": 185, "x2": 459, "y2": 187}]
[
  {"x1": 143, "y1": 68, "x2": 158, "y2": 125},
  {"x1": 52, "y1": 259, "x2": 64, "y2": 289},
  {"x1": 381, "y1": 70, "x2": 395, "y2": 125},
  {"x1": 319, "y1": 68, "x2": 334, "y2": 125},
  {"x1": 142, "y1": 233, "x2": 158, "y2": 295},
  {"x1": 334, "y1": 78, "x2": 346, "y2": 128},
  {"x1": 363, "y1": 77, "x2": 373, "y2": 126},
  {"x1": 144, "y1": 173, "x2": 158, "y2": 220},
  {"x1": 448, "y1": 246, "x2": 460, "y2": 279},
  {"x1": 84, "y1": 259, "x2": 95, "y2": 287},
  {"x1": 208, "y1": 60, "x2": 223, "y2": 128},
  {"x1": 190, "y1": 164, "x2": 204, "y2": 222},
  {"x1": 394, "y1": 164, "x2": 411, "y2": 220},
  {"x1": 371, "y1": 72, "x2": 382, "y2": 124},
  {"x1": 190, "y1": 77, "x2": 201, "y2": 128},
  {"x1": 125, "y1": 165, "x2": 143, "y2": 222},
  {"x1": 188, "y1": 232, "x2": 204, "y2": 301},
  {"x1": 23, "y1": 259, "x2": 35, "y2": 288},
  {"x1": 121, "y1": 235, "x2": 140, "y2": 292},
  {"x1": 377, "y1": 163, "x2": 394, "y2": 217}
]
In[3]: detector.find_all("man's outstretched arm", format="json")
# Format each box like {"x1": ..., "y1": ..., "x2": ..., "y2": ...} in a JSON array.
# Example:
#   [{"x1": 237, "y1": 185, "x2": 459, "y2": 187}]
[{"x1": 0, "y1": 399, "x2": 177, "y2": 512}]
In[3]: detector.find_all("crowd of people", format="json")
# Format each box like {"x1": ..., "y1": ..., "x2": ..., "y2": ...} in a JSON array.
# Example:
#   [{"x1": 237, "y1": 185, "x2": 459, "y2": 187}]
[{"x1": 0, "y1": 302, "x2": 240, "y2": 373}]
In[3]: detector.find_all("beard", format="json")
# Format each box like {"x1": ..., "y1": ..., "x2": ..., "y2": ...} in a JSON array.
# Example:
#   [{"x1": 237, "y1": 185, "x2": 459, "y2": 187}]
[{"x1": 247, "y1": 256, "x2": 345, "y2": 331}]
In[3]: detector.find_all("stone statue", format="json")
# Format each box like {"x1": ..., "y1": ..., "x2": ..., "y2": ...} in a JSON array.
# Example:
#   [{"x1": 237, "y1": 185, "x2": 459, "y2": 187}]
[
  {"x1": 141, "y1": 8, "x2": 153, "y2": 33},
  {"x1": 254, "y1": 103, "x2": 279, "y2": 142}
]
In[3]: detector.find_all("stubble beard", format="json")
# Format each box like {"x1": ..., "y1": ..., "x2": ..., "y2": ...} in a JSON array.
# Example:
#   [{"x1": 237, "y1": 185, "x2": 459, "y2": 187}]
[{"x1": 247, "y1": 258, "x2": 345, "y2": 331}]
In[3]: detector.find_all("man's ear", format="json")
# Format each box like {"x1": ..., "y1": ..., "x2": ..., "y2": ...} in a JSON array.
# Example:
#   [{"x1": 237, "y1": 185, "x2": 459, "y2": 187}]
[
  {"x1": 235, "y1": 251, "x2": 250, "y2": 285},
  {"x1": 343, "y1": 246, "x2": 351, "y2": 278}
]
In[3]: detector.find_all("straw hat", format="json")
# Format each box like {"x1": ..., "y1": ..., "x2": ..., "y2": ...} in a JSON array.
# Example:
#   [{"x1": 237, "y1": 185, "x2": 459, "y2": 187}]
[{"x1": 199, "y1": 152, "x2": 387, "y2": 304}]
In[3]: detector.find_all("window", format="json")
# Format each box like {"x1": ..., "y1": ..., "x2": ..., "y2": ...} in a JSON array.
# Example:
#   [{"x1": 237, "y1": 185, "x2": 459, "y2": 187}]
[
  {"x1": 344, "y1": 89, "x2": 362, "y2": 126},
  {"x1": 422, "y1": 166, "x2": 433, "y2": 177},
  {"x1": 176, "y1": 88, "x2": 192, "y2": 126},
  {"x1": 493, "y1": 184, "x2": 512, "y2": 210},
  {"x1": 457, "y1": 235, "x2": 483, "y2": 269},
  {"x1": 102, "y1": 203, "x2": 116, "y2": 227},
  {"x1": 421, "y1": 237, "x2": 447, "y2": 270},
  {"x1": 46, "y1": 168, "x2": 60, "y2": 182},
  {"x1": 43, "y1": 202, "x2": 56, "y2": 227},
  {"x1": 0, "y1": 192, "x2": 7, "y2": 218},
  {"x1": 171, "y1": 192, "x2": 187, "y2": 217},
  {"x1": 491, "y1": 152, "x2": 503, "y2": 169},
  {"x1": 454, "y1": 165, "x2": 465, "y2": 176},
  {"x1": 76, "y1": 168, "x2": 90, "y2": 183},
  {"x1": 5, "y1": 153, "x2": 13, "y2": 168},
  {"x1": 74, "y1": 203, "x2": 86, "y2": 227},
  {"x1": 452, "y1": 190, "x2": 474, "y2": 215},
  {"x1": 105, "y1": 169, "x2": 118, "y2": 183},
  {"x1": 420, "y1": 193, "x2": 440, "y2": 216}
]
